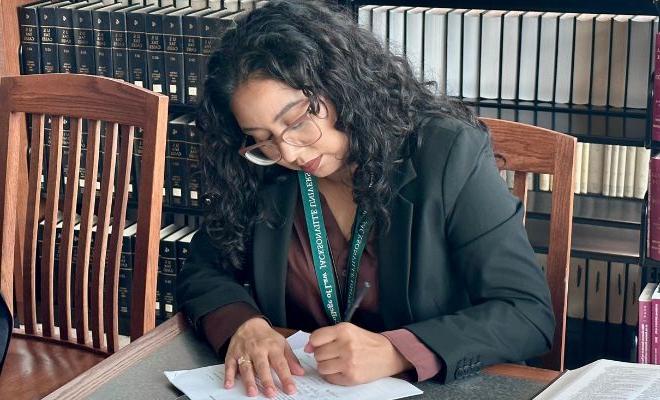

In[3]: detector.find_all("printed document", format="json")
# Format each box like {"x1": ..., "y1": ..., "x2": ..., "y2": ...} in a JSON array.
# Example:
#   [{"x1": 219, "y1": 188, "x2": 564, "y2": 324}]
[
  {"x1": 165, "y1": 331, "x2": 423, "y2": 400},
  {"x1": 534, "y1": 359, "x2": 660, "y2": 399}
]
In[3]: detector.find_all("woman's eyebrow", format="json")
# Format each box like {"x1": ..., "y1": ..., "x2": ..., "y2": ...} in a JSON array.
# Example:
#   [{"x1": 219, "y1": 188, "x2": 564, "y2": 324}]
[{"x1": 242, "y1": 98, "x2": 306, "y2": 132}]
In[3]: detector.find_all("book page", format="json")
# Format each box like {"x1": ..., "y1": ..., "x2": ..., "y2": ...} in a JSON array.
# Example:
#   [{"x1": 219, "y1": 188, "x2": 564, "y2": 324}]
[{"x1": 535, "y1": 359, "x2": 660, "y2": 399}]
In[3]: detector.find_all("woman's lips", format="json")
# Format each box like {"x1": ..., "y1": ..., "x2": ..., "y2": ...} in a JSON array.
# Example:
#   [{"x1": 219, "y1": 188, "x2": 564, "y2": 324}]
[{"x1": 302, "y1": 155, "x2": 322, "y2": 173}]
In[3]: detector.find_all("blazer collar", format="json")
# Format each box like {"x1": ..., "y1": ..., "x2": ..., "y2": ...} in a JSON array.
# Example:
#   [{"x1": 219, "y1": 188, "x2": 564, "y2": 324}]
[{"x1": 252, "y1": 159, "x2": 417, "y2": 327}]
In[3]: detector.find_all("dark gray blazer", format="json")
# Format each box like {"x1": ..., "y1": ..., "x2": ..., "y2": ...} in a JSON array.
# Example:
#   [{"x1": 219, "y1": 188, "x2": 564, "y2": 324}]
[{"x1": 177, "y1": 116, "x2": 555, "y2": 383}]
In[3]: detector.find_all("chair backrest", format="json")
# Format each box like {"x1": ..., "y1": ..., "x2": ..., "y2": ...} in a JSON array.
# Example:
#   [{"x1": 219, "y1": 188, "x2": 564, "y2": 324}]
[
  {"x1": 0, "y1": 74, "x2": 169, "y2": 354},
  {"x1": 480, "y1": 117, "x2": 576, "y2": 372}
]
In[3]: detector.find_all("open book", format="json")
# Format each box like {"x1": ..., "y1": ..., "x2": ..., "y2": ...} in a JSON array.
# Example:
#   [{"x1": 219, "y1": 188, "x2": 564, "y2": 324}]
[
  {"x1": 165, "y1": 331, "x2": 423, "y2": 400},
  {"x1": 534, "y1": 359, "x2": 660, "y2": 399}
]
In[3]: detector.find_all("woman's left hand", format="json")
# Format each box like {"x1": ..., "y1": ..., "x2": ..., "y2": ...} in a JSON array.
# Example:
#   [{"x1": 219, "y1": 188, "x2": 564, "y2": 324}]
[{"x1": 304, "y1": 322, "x2": 413, "y2": 385}]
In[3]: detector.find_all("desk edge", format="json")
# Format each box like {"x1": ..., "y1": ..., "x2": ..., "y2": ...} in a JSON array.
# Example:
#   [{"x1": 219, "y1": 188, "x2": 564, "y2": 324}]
[{"x1": 43, "y1": 313, "x2": 190, "y2": 399}]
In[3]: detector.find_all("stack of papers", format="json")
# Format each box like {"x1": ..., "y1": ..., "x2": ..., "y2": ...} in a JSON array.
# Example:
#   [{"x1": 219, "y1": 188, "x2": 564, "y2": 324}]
[
  {"x1": 534, "y1": 359, "x2": 660, "y2": 399},
  {"x1": 165, "y1": 331, "x2": 423, "y2": 400}
]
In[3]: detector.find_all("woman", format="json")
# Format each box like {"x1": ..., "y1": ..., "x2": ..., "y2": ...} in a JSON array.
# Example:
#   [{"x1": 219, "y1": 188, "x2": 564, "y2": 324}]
[{"x1": 178, "y1": 0, "x2": 554, "y2": 397}]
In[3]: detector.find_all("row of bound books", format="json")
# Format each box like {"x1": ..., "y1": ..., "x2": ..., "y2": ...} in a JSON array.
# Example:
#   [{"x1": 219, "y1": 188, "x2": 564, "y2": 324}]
[
  {"x1": 37, "y1": 111, "x2": 205, "y2": 211},
  {"x1": 359, "y1": 6, "x2": 659, "y2": 109},
  {"x1": 31, "y1": 215, "x2": 200, "y2": 336},
  {"x1": 548, "y1": 255, "x2": 641, "y2": 367},
  {"x1": 509, "y1": 143, "x2": 650, "y2": 199},
  {"x1": 19, "y1": 0, "x2": 263, "y2": 106}
]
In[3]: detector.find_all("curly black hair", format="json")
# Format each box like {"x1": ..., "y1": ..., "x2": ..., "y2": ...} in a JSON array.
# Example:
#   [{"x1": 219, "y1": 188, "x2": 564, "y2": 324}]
[{"x1": 197, "y1": 0, "x2": 483, "y2": 270}]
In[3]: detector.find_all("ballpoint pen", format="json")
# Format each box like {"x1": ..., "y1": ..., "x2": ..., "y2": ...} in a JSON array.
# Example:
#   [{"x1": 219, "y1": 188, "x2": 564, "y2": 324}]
[{"x1": 343, "y1": 281, "x2": 371, "y2": 323}]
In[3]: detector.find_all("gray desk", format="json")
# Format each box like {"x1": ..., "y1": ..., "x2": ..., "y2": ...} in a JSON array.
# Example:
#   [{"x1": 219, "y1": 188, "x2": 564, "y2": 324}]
[{"x1": 45, "y1": 315, "x2": 555, "y2": 400}]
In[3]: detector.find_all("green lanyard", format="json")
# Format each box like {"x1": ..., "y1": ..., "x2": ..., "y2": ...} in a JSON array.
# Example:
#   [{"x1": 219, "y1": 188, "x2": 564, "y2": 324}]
[{"x1": 297, "y1": 171, "x2": 373, "y2": 324}]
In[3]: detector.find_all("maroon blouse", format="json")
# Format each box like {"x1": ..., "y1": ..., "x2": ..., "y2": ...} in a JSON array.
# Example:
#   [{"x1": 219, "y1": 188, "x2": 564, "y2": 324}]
[{"x1": 201, "y1": 194, "x2": 442, "y2": 381}]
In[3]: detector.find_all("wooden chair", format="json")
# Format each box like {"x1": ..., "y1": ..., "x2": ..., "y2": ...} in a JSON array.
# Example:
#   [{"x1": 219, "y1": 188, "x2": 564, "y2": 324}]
[
  {"x1": 480, "y1": 117, "x2": 576, "y2": 372},
  {"x1": 0, "y1": 74, "x2": 169, "y2": 399}
]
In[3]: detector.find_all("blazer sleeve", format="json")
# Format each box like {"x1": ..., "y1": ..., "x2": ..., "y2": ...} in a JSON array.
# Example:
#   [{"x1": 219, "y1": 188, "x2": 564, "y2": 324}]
[
  {"x1": 176, "y1": 228, "x2": 261, "y2": 334},
  {"x1": 404, "y1": 121, "x2": 555, "y2": 383}
]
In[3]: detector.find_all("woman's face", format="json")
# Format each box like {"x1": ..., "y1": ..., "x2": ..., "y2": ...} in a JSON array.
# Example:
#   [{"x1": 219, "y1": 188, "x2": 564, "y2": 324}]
[{"x1": 230, "y1": 78, "x2": 349, "y2": 179}]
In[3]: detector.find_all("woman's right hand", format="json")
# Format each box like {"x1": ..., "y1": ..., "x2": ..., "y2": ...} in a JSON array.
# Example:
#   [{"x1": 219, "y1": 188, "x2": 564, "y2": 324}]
[{"x1": 224, "y1": 317, "x2": 305, "y2": 398}]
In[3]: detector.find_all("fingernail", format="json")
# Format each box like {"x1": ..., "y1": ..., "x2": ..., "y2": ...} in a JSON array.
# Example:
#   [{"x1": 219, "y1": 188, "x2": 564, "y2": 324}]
[
  {"x1": 224, "y1": 380, "x2": 232, "y2": 388},
  {"x1": 286, "y1": 384, "x2": 296, "y2": 394},
  {"x1": 247, "y1": 386, "x2": 257, "y2": 396},
  {"x1": 266, "y1": 387, "x2": 276, "y2": 397}
]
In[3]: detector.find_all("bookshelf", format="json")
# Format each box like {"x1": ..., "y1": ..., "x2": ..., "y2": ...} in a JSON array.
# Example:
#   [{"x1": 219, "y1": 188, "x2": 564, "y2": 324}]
[
  {"x1": 345, "y1": 0, "x2": 658, "y2": 267},
  {"x1": 344, "y1": 0, "x2": 659, "y2": 368}
]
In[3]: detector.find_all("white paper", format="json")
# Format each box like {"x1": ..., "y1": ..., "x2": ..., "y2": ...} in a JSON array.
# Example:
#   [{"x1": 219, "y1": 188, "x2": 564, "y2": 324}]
[
  {"x1": 165, "y1": 331, "x2": 422, "y2": 400},
  {"x1": 534, "y1": 359, "x2": 660, "y2": 399},
  {"x1": 284, "y1": 331, "x2": 310, "y2": 351}
]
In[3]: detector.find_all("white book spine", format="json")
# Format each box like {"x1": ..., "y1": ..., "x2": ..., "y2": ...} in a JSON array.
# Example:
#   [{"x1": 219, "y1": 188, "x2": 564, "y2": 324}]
[
  {"x1": 609, "y1": 145, "x2": 620, "y2": 197},
  {"x1": 626, "y1": 16, "x2": 656, "y2": 109},
  {"x1": 518, "y1": 12, "x2": 542, "y2": 101},
  {"x1": 602, "y1": 144, "x2": 613, "y2": 196},
  {"x1": 634, "y1": 147, "x2": 650, "y2": 199},
  {"x1": 388, "y1": 7, "x2": 410, "y2": 57},
  {"x1": 624, "y1": 146, "x2": 637, "y2": 198},
  {"x1": 506, "y1": 170, "x2": 515, "y2": 189},
  {"x1": 608, "y1": 16, "x2": 631, "y2": 107},
  {"x1": 537, "y1": 13, "x2": 560, "y2": 102},
  {"x1": 406, "y1": 8, "x2": 426, "y2": 80},
  {"x1": 615, "y1": 144, "x2": 626, "y2": 197},
  {"x1": 462, "y1": 10, "x2": 483, "y2": 99},
  {"x1": 555, "y1": 14, "x2": 577, "y2": 103},
  {"x1": 424, "y1": 9, "x2": 450, "y2": 94},
  {"x1": 540, "y1": 174, "x2": 550, "y2": 191},
  {"x1": 479, "y1": 10, "x2": 505, "y2": 99},
  {"x1": 590, "y1": 15, "x2": 613, "y2": 106},
  {"x1": 372, "y1": 6, "x2": 395, "y2": 49},
  {"x1": 501, "y1": 11, "x2": 523, "y2": 100},
  {"x1": 358, "y1": 5, "x2": 377, "y2": 31},
  {"x1": 587, "y1": 143, "x2": 604, "y2": 194},
  {"x1": 580, "y1": 142, "x2": 590, "y2": 194},
  {"x1": 572, "y1": 14, "x2": 596, "y2": 105},
  {"x1": 574, "y1": 142, "x2": 583, "y2": 194},
  {"x1": 446, "y1": 9, "x2": 466, "y2": 97}
]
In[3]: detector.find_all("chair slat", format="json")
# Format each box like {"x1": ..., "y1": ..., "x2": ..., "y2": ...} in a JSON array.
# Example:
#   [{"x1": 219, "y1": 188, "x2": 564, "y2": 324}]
[
  {"x1": 22, "y1": 114, "x2": 45, "y2": 334},
  {"x1": 105, "y1": 125, "x2": 134, "y2": 353},
  {"x1": 57, "y1": 117, "x2": 82, "y2": 341},
  {"x1": 74, "y1": 119, "x2": 101, "y2": 346},
  {"x1": 512, "y1": 171, "x2": 529, "y2": 225},
  {"x1": 90, "y1": 122, "x2": 118, "y2": 350},
  {"x1": 40, "y1": 115, "x2": 64, "y2": 338}
]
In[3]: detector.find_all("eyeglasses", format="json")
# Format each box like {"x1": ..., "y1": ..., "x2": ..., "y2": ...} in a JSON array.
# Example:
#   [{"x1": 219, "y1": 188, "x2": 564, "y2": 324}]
[{"x1": 238, "y1": 103, "x2": 323, "y2": 166}]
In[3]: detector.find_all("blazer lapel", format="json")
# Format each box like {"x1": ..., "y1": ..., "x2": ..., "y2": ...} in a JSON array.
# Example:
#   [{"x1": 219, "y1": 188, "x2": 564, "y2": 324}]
[
  {"x1": 377, "y1": 159, "x2": 417, "y2": 329},
  {"x1": 252, "y1": 173, "x2": 298, "y2": 326}
]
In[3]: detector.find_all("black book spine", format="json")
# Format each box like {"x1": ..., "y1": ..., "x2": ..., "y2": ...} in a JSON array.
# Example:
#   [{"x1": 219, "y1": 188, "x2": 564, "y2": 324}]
[
  {"x1": 130, "y1": 127, "x2": 144, "y2": 204},
  {"x1": 182, "y1": 14, "x2": 202, "y2": 105},
  {"x1": 200, "y1": 17, "x2": 223, "y2": 95},
  {"x1": 55, "y1": 8, "x2": 76, "y2": 73},
  {"x1": 146, "y1": 12, "x2": 167, "y2": 95},
  {"x1": 158, "y1": 238, "x2": 177, "y2": 320},
  {"x1": 73, "y1": 8, "x2": 96, "y2": 75},
  {"x1": 118, "y1": 231, "x2": 135, "y2": 335},
  {"x1": 19, "y1": 6, "x2": 42, "y2": 74},
  {"x1": 111, "y1": 10, "x2": 129, "y2": 81},
  {"x1": 186, "y1": 122, "x2": 201, "y2": 208},
  {"x1": 93, "y1": 10, "x2": 113, "y2": 77},
  {"x1": 164, "y1": 14, "x2": 184, "y2": 104},
  {"x1": 39, "y1": 5, "x2": 59, "y2": 73},
  {"x1": 168, "y1": 120, "x2": 188, "y2": 207},
  {"x1": 60, "y1": 117, "x2": 71, "y2": 198},
  {"x1": 126, "y1": 11, "x2": 148, "y2": 88}
]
